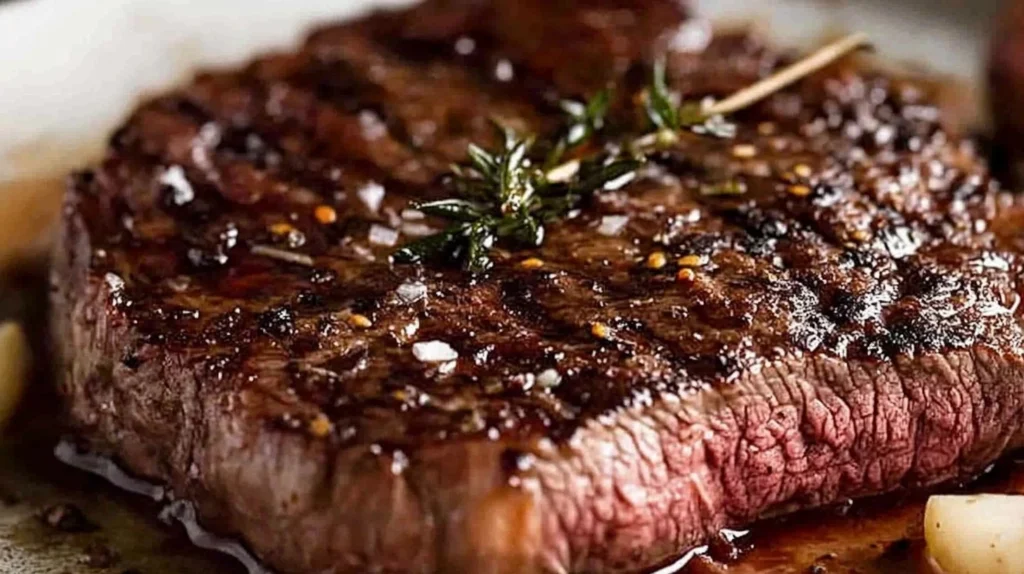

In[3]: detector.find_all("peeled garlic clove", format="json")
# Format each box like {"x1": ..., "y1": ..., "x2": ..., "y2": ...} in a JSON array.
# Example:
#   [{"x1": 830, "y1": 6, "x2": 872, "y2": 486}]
[
  {"x1": 0, "y1": 322, "x2": 29, "y2": 431},
  {"x1": 925, "y1": 494, "x2": 1024, "y2": 574}
]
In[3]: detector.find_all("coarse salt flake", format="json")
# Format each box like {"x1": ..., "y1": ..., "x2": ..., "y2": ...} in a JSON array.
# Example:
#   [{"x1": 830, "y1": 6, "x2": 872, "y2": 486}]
[
  {"x1": 396, "y1": 280, "x2": 427, "y2": 304},
  {"x1": 413, "y1": 340, "x2": 459, "y2": 363},
  {"x1": 368, "y1": 224, "x2": 399, "y2": 247},
  {"x1": 104, "y1": 273, "x2": 125, "y2": 291},
  {"x1": 357, "y1": 182, "x2": 386, "y2": 213},
  {"x1": 159, "y1": 165, "x2": 194, "y2": 205},
  {"x1": 597, "y1": 215, "x2": 629, "y2": 237},
  {"x1": 536, "y1": 369, "x2": 562, "y2": 388}
]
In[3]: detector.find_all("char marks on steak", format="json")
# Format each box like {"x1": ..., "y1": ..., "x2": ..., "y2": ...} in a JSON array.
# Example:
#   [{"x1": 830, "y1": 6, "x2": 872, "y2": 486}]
[{"x1": 51, "y1": 0, "x2": 1024, "y2": 572}]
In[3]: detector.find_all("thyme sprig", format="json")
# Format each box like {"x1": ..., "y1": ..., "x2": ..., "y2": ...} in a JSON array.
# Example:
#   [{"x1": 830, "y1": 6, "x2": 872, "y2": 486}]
[{"x1": 394, "y1": 33, "x2": 871, "y2": 273}]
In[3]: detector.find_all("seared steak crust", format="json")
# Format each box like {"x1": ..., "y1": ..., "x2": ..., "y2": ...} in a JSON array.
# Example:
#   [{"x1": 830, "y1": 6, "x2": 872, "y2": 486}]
[{"x1": 52, "y1": 1, "x2": 1024, "y2": 572}]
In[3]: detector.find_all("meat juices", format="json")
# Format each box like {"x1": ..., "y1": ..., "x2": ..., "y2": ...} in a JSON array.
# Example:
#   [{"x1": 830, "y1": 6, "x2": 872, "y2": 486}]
[{"x1": 51, "y1": 0, "x2": 1024, "y2": 572}]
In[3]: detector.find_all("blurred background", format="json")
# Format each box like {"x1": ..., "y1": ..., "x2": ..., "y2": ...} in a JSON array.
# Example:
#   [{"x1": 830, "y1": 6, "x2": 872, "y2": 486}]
[{"x1": 0, "y1": 0, "x2": 1005, "y2": 183}]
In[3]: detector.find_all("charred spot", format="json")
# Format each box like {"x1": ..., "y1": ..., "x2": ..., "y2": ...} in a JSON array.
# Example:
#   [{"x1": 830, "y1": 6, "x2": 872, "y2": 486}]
[
  {"x1": 902, "y1": 263, "x2": 959, "y2": 300},
  {"x1": 811, "y1": 182, "x2": 842, "y2": 205},
  {"x1": 500, "y1": 277, "x2": 550, "y2": 324},
  {"x1": 874, "y1": 306, "x2": 975, "y2": 356},
  {"x1": 825, "y1": 289, "x2": 870, "y2": 325},
  {"x1": 737, "y1": 207, "x2": 790, "y2": 239},
  {"x1": 879, "y1": 311, "x2": 941, "y2": 354},
  {"x1": 258, "y1": 306, "x2": 296, "y2": 338},
  {"x1": 838, "y1": 247, "x2": 887, "y2": 271},
  {"x1": 121, "y1": 351, "x2": 142, "y2": 370},
  {"x1": 204, "y1": 308, "x2": 247, "y2": 345},
  {"x1": 317, "y1": 316, "x2": 340, "y2": 338},
  {"x1": 675, "y1": 233, "x2": 722, "y2": 257}
]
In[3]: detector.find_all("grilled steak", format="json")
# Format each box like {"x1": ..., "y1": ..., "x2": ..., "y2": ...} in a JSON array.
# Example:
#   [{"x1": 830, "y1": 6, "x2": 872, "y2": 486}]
[{"x1": 51, "y1": 1, "x2": 1024, "y2": 572}]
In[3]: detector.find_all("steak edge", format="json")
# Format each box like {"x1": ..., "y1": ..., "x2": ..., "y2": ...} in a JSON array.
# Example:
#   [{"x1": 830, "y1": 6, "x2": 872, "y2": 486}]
[{"x1": 51, "y1": 0, "x2": 1024, "y2": 572}]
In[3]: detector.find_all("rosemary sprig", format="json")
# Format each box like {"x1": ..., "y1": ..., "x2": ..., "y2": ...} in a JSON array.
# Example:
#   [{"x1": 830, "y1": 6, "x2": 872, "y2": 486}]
[
  {"x1": 546, "y1": 88, "x2": 612, "y2": 169},
  {"x1": 641, "y1": 58, "x2": 737, "y2": 144},
  {"x1": 394, "y1": 33, "x2": 870, "y2": 273},
  {"x1": 393, "y1": 124, "x2": 641, "y2": 272}
]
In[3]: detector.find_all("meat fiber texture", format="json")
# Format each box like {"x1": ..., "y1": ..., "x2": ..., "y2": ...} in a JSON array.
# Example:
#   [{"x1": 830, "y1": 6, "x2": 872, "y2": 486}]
[{"x1": 51, "y1": 0, "x2": 1024, "y2": 572}]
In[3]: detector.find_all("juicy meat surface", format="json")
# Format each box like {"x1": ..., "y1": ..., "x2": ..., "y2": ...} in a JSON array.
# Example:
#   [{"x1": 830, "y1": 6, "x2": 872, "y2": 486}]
[{"x1": 51, "y1": 0, "x2": 1024, "y2": 572}]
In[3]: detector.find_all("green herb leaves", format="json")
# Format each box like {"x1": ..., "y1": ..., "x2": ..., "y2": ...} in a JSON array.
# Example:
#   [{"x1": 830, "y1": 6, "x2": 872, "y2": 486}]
[
  {"x1": 547, "y1": 88, "x2": 611, "y2": 168},
  {"x1": 394, "y1": 33, "x2": 871, "y2": 273},
  {"x1": 394, "y1": 124, "x2": 642, "y2": 272},
  {"x1": 644, "y1": 58, "x2": 681, "y2": 132},
  {"x1": 643, "y1": 59, "x2": 736, "y2": 142}
]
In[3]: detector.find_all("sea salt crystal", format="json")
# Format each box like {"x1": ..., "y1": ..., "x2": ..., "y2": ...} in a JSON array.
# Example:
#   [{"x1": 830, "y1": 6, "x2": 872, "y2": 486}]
[
  {"x1": 357, "y1": 182, "x2": 385, "y2": 213},
  {"x1": 368, "y1": 224, "x2": 399, "y2": 247},
  {"x1": 159, "y1": 165, "x2": 194, "y2": 205},
  {"x1": 358, "y1": 109, "x2": 387, "y2": 141},
  {"x1": 413, "y1": 340, "x2": 458, "y2": 363},
  {"x1": 396, "y1": 280, "x2": 427, "y2": 304},
  {"x1": 104, "y1": 273, "x2": 125, "y2": 292},
  {"x1": 536, "y1": 369, "x2": 562, "y2": 388},
  {"x1": 597, "y1": 215, "x2": 629, "y2": 237},
  {"x1": 401, "y1": 222, "x2": 435, "y2": 237}
]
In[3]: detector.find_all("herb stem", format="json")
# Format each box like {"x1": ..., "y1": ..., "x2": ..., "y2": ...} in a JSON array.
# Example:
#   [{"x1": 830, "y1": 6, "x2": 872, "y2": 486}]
[
  {"x1": 397, "y1": 33, "x2": 872, "y2": 272},
  {"x1": 541, "y1": 33, "x2": 872, "y2": 182},
  {"x1": 705, "y1": 32, "x2": 872, "y2": 116}
]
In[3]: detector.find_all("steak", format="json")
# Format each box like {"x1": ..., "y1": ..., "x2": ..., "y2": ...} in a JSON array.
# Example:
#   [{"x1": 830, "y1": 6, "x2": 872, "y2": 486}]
[{"x1": 50, "y1": 0, "x2": 1024, "y2": 572}]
